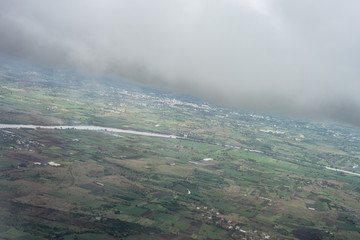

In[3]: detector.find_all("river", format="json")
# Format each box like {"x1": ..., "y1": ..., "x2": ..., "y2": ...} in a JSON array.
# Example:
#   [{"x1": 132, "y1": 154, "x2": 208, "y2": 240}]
[
  {"x1": 0, "y1": 124, "x2": 178, "y2": 139},
  {"x1": 2, "y1": 124, "x2": 360, "y2": 177},
  {"x1": 324, "y1": 166, "x2": 360, "y2": 177}
]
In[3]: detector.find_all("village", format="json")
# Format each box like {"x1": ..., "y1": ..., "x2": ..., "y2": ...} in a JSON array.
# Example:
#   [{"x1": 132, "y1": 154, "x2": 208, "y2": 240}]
[{"x1": 190, "y1": 203, "x2": 271, "y2": 240}]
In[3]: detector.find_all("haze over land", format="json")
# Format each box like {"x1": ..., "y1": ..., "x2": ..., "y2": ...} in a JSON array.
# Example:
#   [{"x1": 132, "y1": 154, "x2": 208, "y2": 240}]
[
  {"x1": 1, "y1": 60, "x2": 360, "y2": 239},
  {"x1": 1, "y1": 0, "x2": 360, "y2": 125}
]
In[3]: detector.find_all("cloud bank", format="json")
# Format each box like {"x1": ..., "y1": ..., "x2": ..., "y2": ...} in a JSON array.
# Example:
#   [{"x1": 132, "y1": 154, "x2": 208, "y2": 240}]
[{"x1": 1, "y1": 0, "x2": 360, "y2": 125}]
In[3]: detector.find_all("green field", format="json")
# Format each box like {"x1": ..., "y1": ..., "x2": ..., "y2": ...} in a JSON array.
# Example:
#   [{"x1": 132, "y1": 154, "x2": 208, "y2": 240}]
[{"x1": 0, "y1": 59, "x2": 359, "y2": 239}]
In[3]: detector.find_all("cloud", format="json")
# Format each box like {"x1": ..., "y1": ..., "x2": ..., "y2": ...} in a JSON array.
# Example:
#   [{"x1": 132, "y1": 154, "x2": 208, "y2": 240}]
[{"x1": 1, "y1": 0, "x2": 360, "y2": 126}]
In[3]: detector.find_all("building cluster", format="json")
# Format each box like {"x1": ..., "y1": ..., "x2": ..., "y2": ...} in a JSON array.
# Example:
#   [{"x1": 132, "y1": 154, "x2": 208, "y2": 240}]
[
  {"x1": 1, "y1": 129, "x2": 43, "y2": 151},
  {"x1": 191, "y1": 203, "x2": 271, "y2": 240}
]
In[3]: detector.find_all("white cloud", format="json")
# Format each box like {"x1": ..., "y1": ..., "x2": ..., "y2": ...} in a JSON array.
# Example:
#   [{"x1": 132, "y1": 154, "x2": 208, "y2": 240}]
[{"x1": 1, "y1": 0, "x2": 360, "y2": 125}]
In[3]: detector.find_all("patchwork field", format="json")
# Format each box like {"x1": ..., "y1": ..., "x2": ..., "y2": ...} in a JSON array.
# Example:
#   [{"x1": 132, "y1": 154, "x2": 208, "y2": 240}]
[{"x1": 0, "y1": 59, "x2": 359, "y2": 239}]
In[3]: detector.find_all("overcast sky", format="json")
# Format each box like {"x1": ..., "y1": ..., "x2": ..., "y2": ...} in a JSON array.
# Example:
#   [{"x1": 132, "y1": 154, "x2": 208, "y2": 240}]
[{"x1": 1, "y1": 0, "x2": 360, "y2": 126}]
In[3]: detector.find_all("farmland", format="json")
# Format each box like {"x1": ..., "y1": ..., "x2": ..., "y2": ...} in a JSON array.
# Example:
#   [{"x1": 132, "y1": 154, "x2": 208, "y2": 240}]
[{"x1": 0, "y1": 58, "x2": 360, "y2": 239}]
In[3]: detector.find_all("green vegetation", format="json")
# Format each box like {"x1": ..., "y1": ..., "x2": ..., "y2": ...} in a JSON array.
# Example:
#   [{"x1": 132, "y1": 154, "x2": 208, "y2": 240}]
[{"x1": 0, "y1": 59, "x2": 359, "y2": 239}]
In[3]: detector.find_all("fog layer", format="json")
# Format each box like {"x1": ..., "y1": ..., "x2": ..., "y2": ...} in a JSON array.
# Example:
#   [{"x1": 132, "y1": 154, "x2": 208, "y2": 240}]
[{"x1": 1, "y1": 0, "x2": 360, "y2": 125}]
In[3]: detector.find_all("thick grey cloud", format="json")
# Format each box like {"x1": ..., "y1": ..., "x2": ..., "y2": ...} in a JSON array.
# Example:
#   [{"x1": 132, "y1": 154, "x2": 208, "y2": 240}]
[{"x1": 1, "y1": 0, "x2": 360, "y2": 125}]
